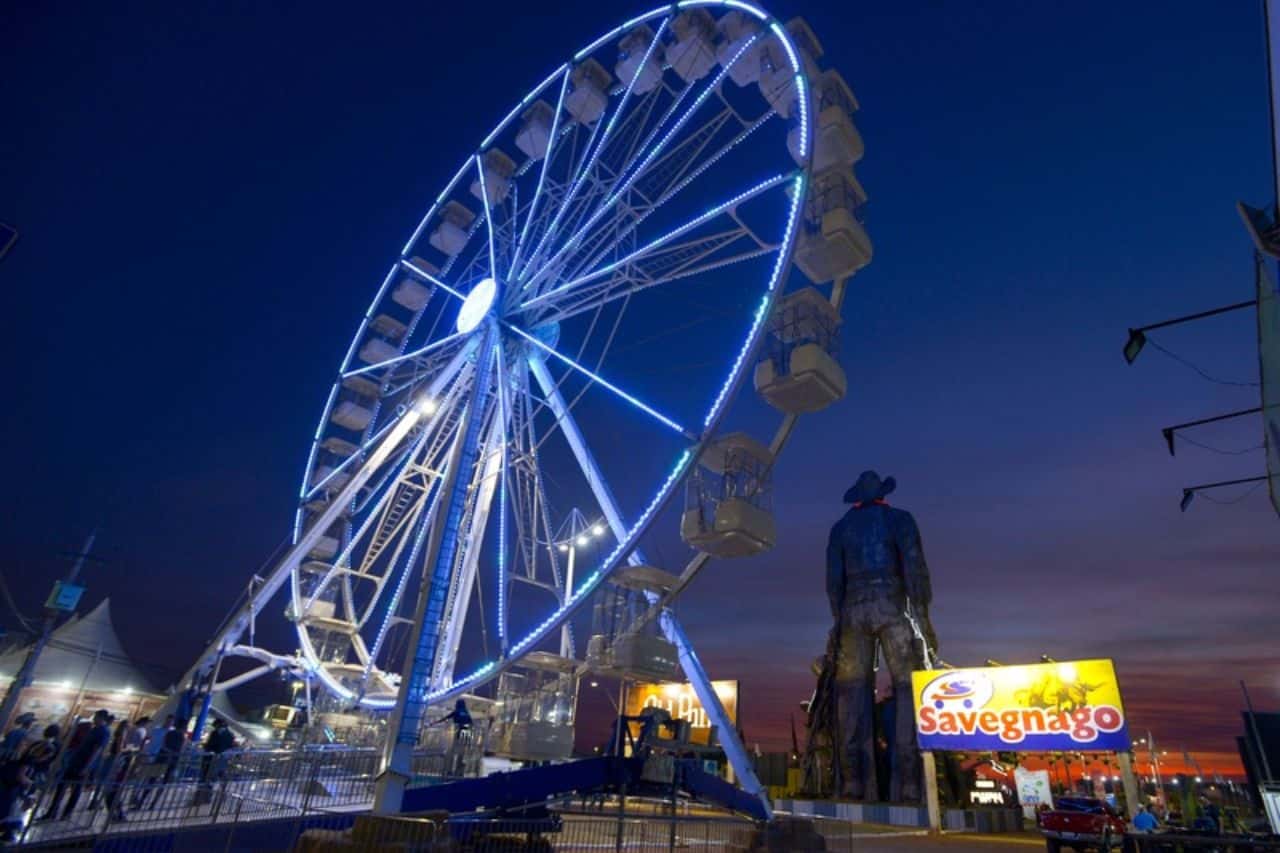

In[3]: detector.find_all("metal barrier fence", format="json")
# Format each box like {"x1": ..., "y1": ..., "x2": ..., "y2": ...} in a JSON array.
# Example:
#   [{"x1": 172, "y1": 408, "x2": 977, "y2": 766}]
[
  {"x1": 19, "y1": 803, "x2": 756, "y2": 851},
  {"x1": 12, "y1": 745, "x2": 387, "y2": 846},
  {"x1": 1125, "y1": 832, "x2": 1280, "y2": 852},
  {"x1": 9, "y1": 744, "x2": 754, "y2": 850}
]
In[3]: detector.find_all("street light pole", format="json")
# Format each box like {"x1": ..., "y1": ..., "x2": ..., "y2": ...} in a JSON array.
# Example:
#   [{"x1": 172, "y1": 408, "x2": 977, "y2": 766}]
[
  {"x1": 0, "y1": 531, "x2": 98, "y2": 734},
  {"x1": 1123, "y1": 301, "x2": 1258, "y2": 363}
]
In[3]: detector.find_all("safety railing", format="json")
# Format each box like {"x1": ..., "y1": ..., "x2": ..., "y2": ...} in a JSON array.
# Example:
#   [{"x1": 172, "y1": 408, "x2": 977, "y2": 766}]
[
  {"x1": 11, "y1": 744, "x2": 381, "y2": 846},
  {"x1": 17, "y1": 799, "x2": 756, "y2": 851}
]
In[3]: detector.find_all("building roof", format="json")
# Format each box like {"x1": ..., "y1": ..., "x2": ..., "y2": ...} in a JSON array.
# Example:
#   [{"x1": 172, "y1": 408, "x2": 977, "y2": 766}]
[{"x1": 0, "y1": 598, "x2": 160, "y2": 695}]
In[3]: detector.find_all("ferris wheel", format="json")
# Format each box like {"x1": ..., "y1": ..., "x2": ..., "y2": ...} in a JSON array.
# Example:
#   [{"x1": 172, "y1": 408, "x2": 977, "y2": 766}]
[{"x1": 182, "y1": 0, "x2": 870, "y2": 792}]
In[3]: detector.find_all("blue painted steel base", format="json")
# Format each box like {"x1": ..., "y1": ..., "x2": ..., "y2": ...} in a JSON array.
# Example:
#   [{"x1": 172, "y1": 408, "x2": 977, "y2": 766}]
[{"x1": 399, "y1": 755, "x2": 768, "y2": 822}]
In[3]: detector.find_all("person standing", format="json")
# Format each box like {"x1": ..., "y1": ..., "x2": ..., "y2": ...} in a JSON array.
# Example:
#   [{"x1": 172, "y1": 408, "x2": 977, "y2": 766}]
[
  {"x1": 0, "y1": 725, "x2": 61, "y2": 841},
  {"x1": 40, "y1": 709, "x2": 111, "y2": 820},
  {"x1": 86, "y1": 719, "x2": 129, "y2": 811},
  {"x1": 195, "y1": 719, "x2": 235, "y2": 806},
  {"x1": 1132, "y1": 804, "x2": 1159, "y2": 833},
  {"x1": 130, "y1": 715, "x2": 175, "y2": 811},
  {"x1": 104, "y1": 717, "x2": 149, "y2": 821},
  {"x1": 0, "y1": 714, "x2": 36, "y2": 761},
  {"x1": 432, "y1": 700, "x2": 472, "y2": 777}
]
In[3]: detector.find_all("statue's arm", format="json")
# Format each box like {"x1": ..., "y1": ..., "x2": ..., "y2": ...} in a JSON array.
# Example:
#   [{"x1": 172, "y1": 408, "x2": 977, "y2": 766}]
[
  {"x1": 825, "y1": 524, "x2": 844, "y2": 622},
  {"x1": 897, "y1": 512, "x2": 932, "y2": 609}
]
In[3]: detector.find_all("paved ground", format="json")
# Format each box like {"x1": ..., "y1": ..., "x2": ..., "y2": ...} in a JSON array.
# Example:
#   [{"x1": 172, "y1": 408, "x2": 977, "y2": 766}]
[{"x1": 837, "y1": 831, "x2": 1045, "y2": 851}]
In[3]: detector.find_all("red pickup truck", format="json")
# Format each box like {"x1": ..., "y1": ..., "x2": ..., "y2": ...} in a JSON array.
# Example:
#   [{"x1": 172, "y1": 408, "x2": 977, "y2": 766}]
[{"x1": 1037, "y1": 796, "x2": 1127, "y2": 852}]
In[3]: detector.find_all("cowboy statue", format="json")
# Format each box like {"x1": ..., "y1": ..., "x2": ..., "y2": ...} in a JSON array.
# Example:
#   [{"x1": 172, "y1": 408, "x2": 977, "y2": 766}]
[{"x1": 823, "y1": 470, "x2": 937, "y2": 802}]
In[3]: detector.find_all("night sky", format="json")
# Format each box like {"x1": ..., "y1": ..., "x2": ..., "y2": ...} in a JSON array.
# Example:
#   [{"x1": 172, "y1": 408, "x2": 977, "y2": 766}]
[{"x1": 3, "y1": 1, "x2": 1277, "y2": 776}]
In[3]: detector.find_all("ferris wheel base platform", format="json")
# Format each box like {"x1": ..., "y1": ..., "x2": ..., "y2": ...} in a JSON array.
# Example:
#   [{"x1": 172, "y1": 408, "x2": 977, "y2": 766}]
[{"x1": 399, "y1": 754, "x2": 768, "y2": 822}]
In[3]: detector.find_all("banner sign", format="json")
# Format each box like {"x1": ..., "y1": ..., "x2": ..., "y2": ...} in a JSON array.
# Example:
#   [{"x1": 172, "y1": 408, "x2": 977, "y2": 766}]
[
  {"x1": 1014, "y1": 766, "x2": 1053, "y2": 818},
  {"x1": 625, "y1": 680, "x2": 738, "y2": 745},
  {"x1": 912, "y1": 659, "x2": 1130, "y2": 752},
  {"x1": 45, "y1": 581, "x2": 85, "y2": 613}
]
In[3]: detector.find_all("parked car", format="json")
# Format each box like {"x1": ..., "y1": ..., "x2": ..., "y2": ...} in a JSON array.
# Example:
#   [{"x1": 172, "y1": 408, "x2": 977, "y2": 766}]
[{"x1": 1038, "y1": 796, "x2": 1127, "y2": 852}]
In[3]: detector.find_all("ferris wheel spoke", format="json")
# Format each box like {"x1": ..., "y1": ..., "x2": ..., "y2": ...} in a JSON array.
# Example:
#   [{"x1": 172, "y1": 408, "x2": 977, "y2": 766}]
[
  {"x1": 527, "y1": 354, "x2": 643, "y2": 566},
  {"x1": 342, "y1": 330, "x2": 469, "y2": 380},
  {"x1": 474, "y1": 155, "x2": 500, "y2": 279},
  {"x1": 517, "y1": 86, "x2": 694, "y2": 300},
  {"x1": 513, "y1": 111, "x2": 607, "y2": 285},
  {"x1": 541, "y1": 238, "x2": 775, "y2": 326},
  {"x1": 510, "y1": 67, "x2": 572, "y2": 276},
  {"x1": 401, "y1": 258, "x2": 467, "y2": 301},
  {"x1": 524, "y1": 31, "x2": 765, "y2": 297},
  {"x1": 522, "y1": 170, "x2": 794, "y2": 318},
  {"x1": 504, "y1": 322, "x2": 693, "y2": 439},
  {"x1": 560, "y1": 107, "x2": 776, "y2": 288},
  {"x1": 554, "y1": 104, "x2": 739, "y2": 289},
  {"x1": 518, "y1": 17, "x2": 670, "y2": 291}
]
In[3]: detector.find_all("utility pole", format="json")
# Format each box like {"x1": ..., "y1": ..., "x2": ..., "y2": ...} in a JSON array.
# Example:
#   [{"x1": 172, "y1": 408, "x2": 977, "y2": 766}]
[{"x1": 0, "y1": 531, "x2": 98, "y2": 733}]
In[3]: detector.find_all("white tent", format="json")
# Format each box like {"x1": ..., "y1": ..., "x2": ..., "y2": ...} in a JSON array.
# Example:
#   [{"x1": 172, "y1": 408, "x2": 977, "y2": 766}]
[{"x1": 0, "y1": 598, "x2": 158, "y2": 695}]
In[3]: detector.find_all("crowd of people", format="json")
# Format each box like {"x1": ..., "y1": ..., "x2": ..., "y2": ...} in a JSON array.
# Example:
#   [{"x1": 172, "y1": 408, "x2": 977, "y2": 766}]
[{"x1": 0, "y1": 709, "x2": 239, "y2": 842}]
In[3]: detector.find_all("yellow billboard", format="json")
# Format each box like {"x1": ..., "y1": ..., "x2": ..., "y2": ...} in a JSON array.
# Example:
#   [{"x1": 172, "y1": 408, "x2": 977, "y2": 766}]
[
  {"x1": 912, "y1": 659, "x2": 1129, "y2": 753},
  {"x1": 624, "y1": 680, "x2": 738, "y2": 745}
]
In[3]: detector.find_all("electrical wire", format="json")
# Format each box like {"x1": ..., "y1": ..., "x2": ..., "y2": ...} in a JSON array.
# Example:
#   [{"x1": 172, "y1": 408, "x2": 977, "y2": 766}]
[
  {"x1": 1146, "y1": 337, "x2": 1260, "y2": 387},
  {"x1": 1198, "y1": 480, "x2": 1266, "y2": 505},
  {"x1": 1174, "y1": 434, "x2": 1266, "y2": 456},
  {"x1": 0, "y1": 568, "x2": 37, "y2": 634}
]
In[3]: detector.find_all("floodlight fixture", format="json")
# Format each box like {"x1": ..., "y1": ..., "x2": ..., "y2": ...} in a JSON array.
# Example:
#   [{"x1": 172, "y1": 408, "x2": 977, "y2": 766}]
[
  {"x1": 1180, "y1": 475, "x2": 1266, "y2": 511},
  {"x1": 1123, "y1": 301, "x2": 1256, "y2": 364}
]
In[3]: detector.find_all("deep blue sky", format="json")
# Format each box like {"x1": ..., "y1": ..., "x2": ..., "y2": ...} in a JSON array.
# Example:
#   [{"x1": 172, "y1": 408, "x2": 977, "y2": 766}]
[{"x1": 3, "y1": 1, "x2": 1277, "y2": 771}]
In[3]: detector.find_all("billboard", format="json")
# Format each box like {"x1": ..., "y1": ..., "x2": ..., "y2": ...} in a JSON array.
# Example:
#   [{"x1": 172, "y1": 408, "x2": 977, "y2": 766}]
[
  {"x1": 912, "y1": 659, "x2": 1130, "y2": 753},
  {"x1": 624, "y1": 680, "x2": 738, "y2": 745},
  {"x1": 1258, "y1": 253, "x2": 1280, "y2": 518}
]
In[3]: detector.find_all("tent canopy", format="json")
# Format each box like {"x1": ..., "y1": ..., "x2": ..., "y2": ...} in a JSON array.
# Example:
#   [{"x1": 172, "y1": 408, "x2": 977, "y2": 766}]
[{"x1": 0, "y1": 598, "x2": 160, "y2": 695}]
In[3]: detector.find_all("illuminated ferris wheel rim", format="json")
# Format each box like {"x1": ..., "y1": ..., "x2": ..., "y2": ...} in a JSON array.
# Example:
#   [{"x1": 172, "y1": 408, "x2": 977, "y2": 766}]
[{"x1": 288, "y1": 0, "x2": 814, "y2": 710}]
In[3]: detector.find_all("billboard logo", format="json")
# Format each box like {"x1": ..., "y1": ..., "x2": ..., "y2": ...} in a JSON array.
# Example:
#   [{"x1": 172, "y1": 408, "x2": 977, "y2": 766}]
[
  {"x1": 912, "y1": 659, "x2": 1130, "y2": 751},
  {"x1": 924, "y1": 672, "x2": 994, "y2": 711}
]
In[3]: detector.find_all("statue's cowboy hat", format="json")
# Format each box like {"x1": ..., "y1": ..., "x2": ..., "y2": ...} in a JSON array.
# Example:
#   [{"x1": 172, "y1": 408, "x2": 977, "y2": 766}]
[{"x1": 843, "y1": 470, "x2": 896, "y2": 504}]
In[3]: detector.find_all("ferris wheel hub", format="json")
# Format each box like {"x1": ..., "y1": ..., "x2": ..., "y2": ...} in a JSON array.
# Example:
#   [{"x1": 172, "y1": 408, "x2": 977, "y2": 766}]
[{"x1": 456, "y1": 276, "x2": 498, "y2": 334}]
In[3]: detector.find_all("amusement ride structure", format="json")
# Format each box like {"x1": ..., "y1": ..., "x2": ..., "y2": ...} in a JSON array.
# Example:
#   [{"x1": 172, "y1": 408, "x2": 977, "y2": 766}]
[{"x1": 176, "y1": 0, "x2": 871, "y2": 816}]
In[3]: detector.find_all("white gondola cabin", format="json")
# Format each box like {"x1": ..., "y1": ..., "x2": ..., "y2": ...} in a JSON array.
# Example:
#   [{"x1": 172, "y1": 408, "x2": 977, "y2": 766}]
[
  {"x1": 308, "y1": 535, "x2": 340, "y2": 561},
  {"x1": 330, "y1": 400, "x2": 374, "y2": 432},
  {"x1": 428, "y1": 201, "x2": 475, "y2": 257},
  {"x1": 794, "y1": 165, "x2": 872, "y2": 283},
  {"x1": 665, "y1": 9, "x2": 717, "y2": 83},
  {"x1": 616, "y1": 25, "x2": 663, "y2": 95},
  {"x1": 586, "y1": 565, "x2": 681, "y2": 682},
  {"x1": 470, "y1": 148, "x2": 517, "y2": 206},
  {"x1": 516, "y1": 100, "x2": 555, "y2": 161},
  {"x1": 788, "y1": 69, "x2": 864, "y2": 171},
  {"x1": 715, "y1": 10, "x2": 765, "y2": 87},
  {"x1": 754, "y1": 287, "x2": 846, "y2": 414},
  {"x1": 391, "y1": 275, "x2": 431, "y2": 312},
  {"x1": 491, "y1": 652, "x2": 577, "y2": 762},
  {"x1": 566, "y1": 58, "x2": 612, "y2": 125},
  {"x1": 680, "y1": 433, "x2": 775, "y2": 558},
  {"x1": 758, "y1": 18, "x2": 822, "y2": 120}
]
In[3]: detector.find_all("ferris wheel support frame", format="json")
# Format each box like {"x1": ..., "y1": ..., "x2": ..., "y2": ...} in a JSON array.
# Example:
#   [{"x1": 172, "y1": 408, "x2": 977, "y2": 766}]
[
  {"x1": 529, "y1": 354, "x2": 771, "y2": 815},
  {"x1": 376, "y1": 323, "x2": 500, "y2": 813},
  {"x1": 170, "y1": 342, "x2": 477, "y2": 707}
]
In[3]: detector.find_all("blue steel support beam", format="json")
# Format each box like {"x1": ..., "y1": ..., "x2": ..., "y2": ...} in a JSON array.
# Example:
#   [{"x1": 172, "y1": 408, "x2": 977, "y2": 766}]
[
  {"x1": 527, "y1": 354, "x2": 771, "y2": 818},
  {"x1": 375, "y1": 323, "x2": 498, "y2": 814}
]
